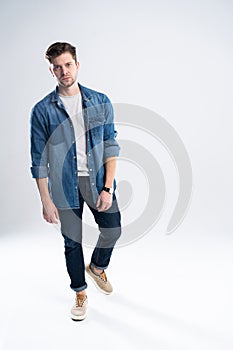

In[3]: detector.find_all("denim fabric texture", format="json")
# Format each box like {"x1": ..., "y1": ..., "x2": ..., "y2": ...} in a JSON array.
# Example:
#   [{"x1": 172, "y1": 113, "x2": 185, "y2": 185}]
[
  {"x1": 30, "y1": 83, "x2": 120, "y2": 209},
  {"x1": 59, "y1": 176, "x2": 121, "y2": 292}
]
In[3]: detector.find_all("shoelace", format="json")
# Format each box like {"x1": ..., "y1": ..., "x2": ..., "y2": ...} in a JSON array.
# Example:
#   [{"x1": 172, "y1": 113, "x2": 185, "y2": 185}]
[
  {"x1": 76, "y1": 295, "x2": 87, "y2": 307},
  {"x1": 99, "y1": 271, "x2": 107, "y2": 282},
  {"x1": 90, "y1": 265, "x2": 107, "y2": 282}
]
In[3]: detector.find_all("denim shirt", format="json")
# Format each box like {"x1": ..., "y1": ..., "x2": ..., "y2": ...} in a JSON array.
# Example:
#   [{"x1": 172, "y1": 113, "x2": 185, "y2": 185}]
[{"x1": 30, "y1": 83, "x2": 120, "y2": 209}]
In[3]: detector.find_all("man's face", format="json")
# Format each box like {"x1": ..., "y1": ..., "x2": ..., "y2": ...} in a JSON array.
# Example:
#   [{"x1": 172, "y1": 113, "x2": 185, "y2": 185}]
[{"x1": 49, "y1": 52, "x2": 80, "y2": 88}]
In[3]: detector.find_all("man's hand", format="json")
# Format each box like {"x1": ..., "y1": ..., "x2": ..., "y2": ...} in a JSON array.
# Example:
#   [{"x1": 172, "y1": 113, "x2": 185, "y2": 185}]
[
  {"x1": 35, "y1": 178, "x2": 59, "y2": 224},
  {"x1": 42, "y1": 198, "x2": 60, "y2": 224},
  {"x1": 96, "y1": 190, "x2": 113, "y2": 212}
]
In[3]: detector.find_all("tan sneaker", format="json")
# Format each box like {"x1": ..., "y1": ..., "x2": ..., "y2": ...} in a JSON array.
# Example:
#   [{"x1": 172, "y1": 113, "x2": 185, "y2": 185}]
[
  {"x1": 86, "y1": 264, "x2": 113, "y2": 295},
  {"x1": 71, "y1": 293, "x2": 88, "y2": 321}
]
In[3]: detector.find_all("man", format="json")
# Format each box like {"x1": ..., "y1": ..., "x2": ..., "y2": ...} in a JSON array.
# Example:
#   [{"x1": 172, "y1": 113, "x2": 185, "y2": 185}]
[{"x1": 30, "y1": 42, "x2": 121, "y2": 321}]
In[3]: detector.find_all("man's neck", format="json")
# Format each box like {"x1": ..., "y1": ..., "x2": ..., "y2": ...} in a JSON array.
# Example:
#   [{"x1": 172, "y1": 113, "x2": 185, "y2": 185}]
[{"x1": 58, "y1": 82, "x2": 80, "y2": 96}]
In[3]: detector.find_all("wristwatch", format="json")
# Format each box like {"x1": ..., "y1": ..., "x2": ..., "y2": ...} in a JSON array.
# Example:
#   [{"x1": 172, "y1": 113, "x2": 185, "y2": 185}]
[{"x1": 102, "y1": 186, "x2": 114, "y2": 194}]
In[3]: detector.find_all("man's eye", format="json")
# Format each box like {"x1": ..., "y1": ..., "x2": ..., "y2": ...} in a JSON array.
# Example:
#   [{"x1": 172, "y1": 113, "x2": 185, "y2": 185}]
[{"x1": 66, "y1": 63, "x2": 72, "y2": 67}]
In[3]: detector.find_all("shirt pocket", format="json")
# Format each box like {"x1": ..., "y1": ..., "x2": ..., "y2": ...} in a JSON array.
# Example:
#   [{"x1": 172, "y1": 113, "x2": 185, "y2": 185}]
[
  {"x1": 88, "y1": 113, "x2": 105, "y2": 142},
  {"x1": 88, "y1": 120, "x2": 104, "y2": 144},
  {"x1": 49, "y1": 124, "x2": 65, "y2": 145}
]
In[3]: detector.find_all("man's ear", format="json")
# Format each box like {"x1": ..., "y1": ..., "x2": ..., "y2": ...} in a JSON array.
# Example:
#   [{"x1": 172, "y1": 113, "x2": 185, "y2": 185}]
[
  {"x1": 49, "y1": 66, "x2": 54, "y2": 77},
  {"x1": 76, "y1": 61, "x2": 80, "y2": 70}
]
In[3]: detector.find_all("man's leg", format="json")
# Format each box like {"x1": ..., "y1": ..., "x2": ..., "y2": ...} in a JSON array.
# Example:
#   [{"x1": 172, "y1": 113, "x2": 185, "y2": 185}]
[
  {"x1": 85, "y1": 200, "x2": 121, "y2": 294},
  {"x1": 62, "y1": 234, "x2": 87, "y2": 292},
  {"x1": 58, "y1": 207, "x2": 87, "y2": 292},
  {"x1": 88, "y1": 196, "x2": 121, "y2": 270},
  {"x1": 58, "y1": 197, "x2": 88, "y2": 321}
]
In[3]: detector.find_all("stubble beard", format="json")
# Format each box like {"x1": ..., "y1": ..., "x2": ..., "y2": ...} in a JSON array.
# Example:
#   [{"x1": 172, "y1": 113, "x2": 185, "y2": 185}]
[{"x1": 59, "y1": 77, "x2": 76, "y2": 88}]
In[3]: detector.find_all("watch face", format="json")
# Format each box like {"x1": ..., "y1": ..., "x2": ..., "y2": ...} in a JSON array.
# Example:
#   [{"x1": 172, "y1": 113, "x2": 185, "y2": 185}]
[{"x1": 103, "y1": 186, "x2": 114, "y2": 194}]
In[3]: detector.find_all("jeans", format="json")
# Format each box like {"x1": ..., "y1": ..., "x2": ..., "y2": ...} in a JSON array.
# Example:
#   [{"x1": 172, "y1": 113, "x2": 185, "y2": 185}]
[{"x1": 58, "y1": 177, "x2": 121, "y2": 292}]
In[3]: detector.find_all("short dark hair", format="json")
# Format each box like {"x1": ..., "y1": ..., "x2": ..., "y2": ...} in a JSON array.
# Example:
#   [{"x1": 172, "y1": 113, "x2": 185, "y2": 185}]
[{"x1": 45, "y1": 42, "x2": 77, "y2": 63}]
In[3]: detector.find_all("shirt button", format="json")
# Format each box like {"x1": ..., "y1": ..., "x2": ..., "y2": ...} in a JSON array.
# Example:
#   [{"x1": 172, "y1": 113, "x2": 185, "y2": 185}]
[
  {"x1": 90, "y1": 168, "x2": 93, "y2": 171},
  {"x1": 88, "y1": 153, "x2": 91, "y2": 156},
  {"x1": 73, "y1": 156, "x2": 76, "y2": 159},
  {"x1": 75, "y1": 186, "x2": 78, "y2": 190},
  {"x1": 92, "y1": 183, "x2": 95, "y2": 186},
  {"x1": 73, "y1": 140, "x2": 75, "y2": 144}
]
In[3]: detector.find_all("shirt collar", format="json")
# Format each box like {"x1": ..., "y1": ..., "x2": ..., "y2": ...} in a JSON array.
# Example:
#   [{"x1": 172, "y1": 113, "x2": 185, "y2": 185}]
[{"x1": 51, "y1": 82, "x2": 92, "y2": 104}]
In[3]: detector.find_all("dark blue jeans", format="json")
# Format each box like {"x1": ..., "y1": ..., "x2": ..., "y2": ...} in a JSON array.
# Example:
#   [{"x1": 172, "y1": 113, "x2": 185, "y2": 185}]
[{"x1": 58, "y1": 177, "x2": 121, "y2": 292}]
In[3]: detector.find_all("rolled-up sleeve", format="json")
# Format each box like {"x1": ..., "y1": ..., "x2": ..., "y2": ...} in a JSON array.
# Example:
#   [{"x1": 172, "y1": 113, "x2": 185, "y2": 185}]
[
  {"x1": 30, "y1": 105, "x2": 49, "y2": 178},
  {"x1": 103, "y1": 95, "x2": 120, "y2": 161}
]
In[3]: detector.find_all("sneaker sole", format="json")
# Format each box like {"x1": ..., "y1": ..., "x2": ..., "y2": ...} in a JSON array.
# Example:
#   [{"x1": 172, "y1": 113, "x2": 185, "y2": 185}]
[
  {"x1": 86, "y1": 268, "x2": 112, "y2": 295},
  {"x1": 71, "y1": 313, "x2": 87, "y2": 321}
]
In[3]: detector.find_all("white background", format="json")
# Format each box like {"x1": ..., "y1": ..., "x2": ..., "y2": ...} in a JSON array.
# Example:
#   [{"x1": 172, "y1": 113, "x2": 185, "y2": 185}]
[{"x1": 0, "y1": 0, "x2": 233, "y2": 349}]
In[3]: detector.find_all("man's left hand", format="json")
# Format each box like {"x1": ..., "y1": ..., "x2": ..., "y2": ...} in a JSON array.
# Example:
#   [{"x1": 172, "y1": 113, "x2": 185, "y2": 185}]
[{"x1": 96, "y1": 191, "x2": 113, "y2": 212}]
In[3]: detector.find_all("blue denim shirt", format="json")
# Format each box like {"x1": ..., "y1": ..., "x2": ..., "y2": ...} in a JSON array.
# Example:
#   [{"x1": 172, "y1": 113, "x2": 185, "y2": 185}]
[{"x1": 30, "y1": 83, "x2": 120, "y2": 209}]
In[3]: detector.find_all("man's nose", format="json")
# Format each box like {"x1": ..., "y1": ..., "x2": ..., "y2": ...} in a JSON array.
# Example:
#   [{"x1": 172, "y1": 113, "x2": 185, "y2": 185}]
[{"x1": 62, "y1": 66, "x2": 68, "y2": 75}]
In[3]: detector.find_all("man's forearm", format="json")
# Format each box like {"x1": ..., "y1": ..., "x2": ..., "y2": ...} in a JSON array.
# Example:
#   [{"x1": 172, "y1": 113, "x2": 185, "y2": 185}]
[
  {"x1": 35, "y1": 178, "x2": 51, "y2": 204},
  {"x1": 104, "y1": 157, "x2": 117, "y2": 188},
  {"x1": 35, "y1": 178, "x2": 59, "y2": 223},
  {"x1": 96, "y1": 157, "x2": 117, "y2": 212}
]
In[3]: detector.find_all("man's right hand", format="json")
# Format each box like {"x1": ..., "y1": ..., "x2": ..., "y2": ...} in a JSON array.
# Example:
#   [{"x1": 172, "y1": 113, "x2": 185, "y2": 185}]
[{"x1": 42, "y1": 198, "x2": 60, "y2": 224}]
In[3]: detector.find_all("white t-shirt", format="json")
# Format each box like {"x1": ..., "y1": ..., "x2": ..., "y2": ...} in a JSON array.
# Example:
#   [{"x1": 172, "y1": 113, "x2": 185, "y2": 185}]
[{"x1": 59, "y1": 92, "x2": 89, "y2": 176}]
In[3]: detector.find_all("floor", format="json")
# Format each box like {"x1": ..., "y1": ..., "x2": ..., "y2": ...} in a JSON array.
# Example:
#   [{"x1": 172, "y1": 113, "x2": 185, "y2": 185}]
[{"x1": 0, "y1": 225, "x2": 232, "y2": 350}]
